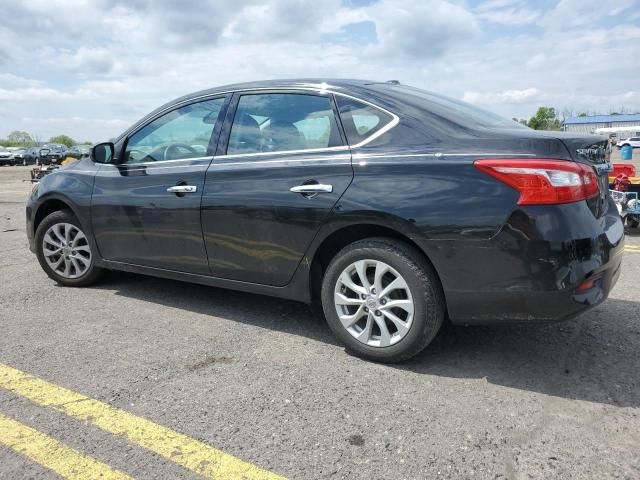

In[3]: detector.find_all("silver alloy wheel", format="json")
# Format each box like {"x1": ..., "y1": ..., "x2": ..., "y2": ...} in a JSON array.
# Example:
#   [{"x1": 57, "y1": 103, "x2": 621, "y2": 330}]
[
  {"x1": 42, "y1": 222, "x2": 91, "y2": 279},
  {"x1": 334, "y1": 259, "x2": 415, "y2": 347}
]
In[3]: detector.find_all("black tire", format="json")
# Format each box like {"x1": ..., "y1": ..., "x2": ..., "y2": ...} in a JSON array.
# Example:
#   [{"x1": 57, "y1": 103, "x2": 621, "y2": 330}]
[
  {"x1": 35, "y1": 209, "x2": 104, "y2": 287},
  {"x1": 627, "y1": 216, "x2": 639, "y2": 228},
  {"x1": 321, "y1": 237, "x2": 445, "y2": 363}
]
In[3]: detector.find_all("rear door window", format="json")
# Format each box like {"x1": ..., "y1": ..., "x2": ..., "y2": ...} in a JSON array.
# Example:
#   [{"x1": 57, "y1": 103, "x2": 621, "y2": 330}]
[{"x1": 226, "y1": 93, "x2": 342, "y2": 155}]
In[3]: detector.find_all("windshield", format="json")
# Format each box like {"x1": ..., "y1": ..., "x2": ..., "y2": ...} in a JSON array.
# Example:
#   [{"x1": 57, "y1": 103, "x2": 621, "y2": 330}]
[{"x1": 388, "y1": 84, "x2": 528, "y2": 130}]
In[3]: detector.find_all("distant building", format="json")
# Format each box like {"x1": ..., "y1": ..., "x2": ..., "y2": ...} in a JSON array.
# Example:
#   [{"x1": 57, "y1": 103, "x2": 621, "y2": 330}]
[{"x1": 563, "y1": 113, "x2": 640, "y2": 137}]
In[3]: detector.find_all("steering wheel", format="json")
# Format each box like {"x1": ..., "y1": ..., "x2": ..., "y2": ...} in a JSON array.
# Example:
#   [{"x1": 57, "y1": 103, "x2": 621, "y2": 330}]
[{"x1": 162, "y1": 143, "x2": 199, "y2": 161}]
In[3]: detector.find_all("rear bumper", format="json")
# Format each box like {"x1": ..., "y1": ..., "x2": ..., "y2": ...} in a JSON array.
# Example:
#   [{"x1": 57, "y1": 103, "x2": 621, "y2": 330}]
[
  {"x1": 424, "y1": 199, "x2": 624, "y2": 325},
  {"x1": 445, "y1": 257, "x2": 621, "y2": 325}
]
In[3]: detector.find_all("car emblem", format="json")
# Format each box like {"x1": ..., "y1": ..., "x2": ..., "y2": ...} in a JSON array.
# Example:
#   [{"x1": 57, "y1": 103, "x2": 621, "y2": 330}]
[{"x1": 366, "y1": 297, "x2": 378, "y2": 309}]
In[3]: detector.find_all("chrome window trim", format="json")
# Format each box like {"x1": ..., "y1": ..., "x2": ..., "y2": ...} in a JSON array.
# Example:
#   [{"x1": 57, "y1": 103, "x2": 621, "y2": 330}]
[
  {"x1": 124, "y1": 87, "x2": 400, "y2": 156},
  {"x1": 352, "y1": 152, "x2": 538, "y2": 160},
  {"x1": 216, "y1": 145, "x2": 349, "y2": 160},
  {"x1": 334, "y1": 93, "x2": 399, "y2": 149},
  {"x1": 213, "y1": 154, "x2": 352, "y2": 167},
  {"x1": 113, "y1": 156, "x2": 214, "y2": 167}
]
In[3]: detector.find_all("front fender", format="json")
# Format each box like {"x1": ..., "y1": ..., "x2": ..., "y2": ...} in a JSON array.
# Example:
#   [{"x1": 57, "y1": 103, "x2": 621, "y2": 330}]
[{"x1": 27, "y1": 160, "x2": 99, "y2": 254}]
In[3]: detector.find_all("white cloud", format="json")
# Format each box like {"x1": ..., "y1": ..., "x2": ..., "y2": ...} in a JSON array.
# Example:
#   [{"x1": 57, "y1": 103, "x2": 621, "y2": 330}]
[
  {"x1": 539, "y1": 0, "x2": 635, "y2": 29},
  {"x1": 222, "y1": 0, "x2": 345, "y2": 41},
  {"x1": 0, "y1": 74, "x2": 44, "y2": 89},
  {"x1": 0, "y1": 0, "x2": 638, "y2": 141},
  {"x1": 367, "y1": 0, "x2": 480, "y2": 59},
  {"x1": 0, "y1": 87, "x2": 72, "y2": 101},
  {"x1": 55, "y1": 47, "x2": 115, "y2": 74},
  {"x1": 475, "y1": 0, "x2": 542, "y2": 25}
]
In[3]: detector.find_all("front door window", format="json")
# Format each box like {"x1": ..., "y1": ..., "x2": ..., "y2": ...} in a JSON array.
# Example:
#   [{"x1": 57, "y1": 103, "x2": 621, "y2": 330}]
[{"x1": 124, "y1": 98, "x2": 226, "y2": 164}]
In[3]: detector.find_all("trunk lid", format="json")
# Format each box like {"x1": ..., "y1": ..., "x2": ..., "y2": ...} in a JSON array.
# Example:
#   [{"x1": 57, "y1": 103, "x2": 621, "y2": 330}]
[{"x1": 545, "y1": 132, "x2": 611, "y2": 217}]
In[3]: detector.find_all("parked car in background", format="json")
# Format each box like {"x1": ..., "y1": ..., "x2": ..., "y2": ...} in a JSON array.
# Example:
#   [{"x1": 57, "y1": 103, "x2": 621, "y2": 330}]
[
  {"x1": 38, "y1": 144, "x2": 66, "y2": 165},
  {"x1": 11, "y1": 147, "x2": 38, "y2": 166},
  {"x1": 64, "y1": 145, "x2": 91, "y2": 159},
  {"x1": 0, "y1": 147, "x2": 15, "y2": 166},
  {"x1": 616, "y1": 137, "x2": 640, "y2": 148},
  {"x1": 26, "y1": 79, "x2": 623, "y2": 362}
]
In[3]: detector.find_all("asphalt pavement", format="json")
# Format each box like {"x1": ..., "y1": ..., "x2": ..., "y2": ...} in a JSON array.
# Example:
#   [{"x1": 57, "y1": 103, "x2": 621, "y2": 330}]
[{"x1": 1, "y1": 165, "x2": 639, "y2": 479}]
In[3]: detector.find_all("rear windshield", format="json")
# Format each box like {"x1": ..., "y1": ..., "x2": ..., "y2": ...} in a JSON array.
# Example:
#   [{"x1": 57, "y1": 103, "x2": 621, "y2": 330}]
[{"x1": 388, "y1": 84, "x2": 528, "y2": 130}]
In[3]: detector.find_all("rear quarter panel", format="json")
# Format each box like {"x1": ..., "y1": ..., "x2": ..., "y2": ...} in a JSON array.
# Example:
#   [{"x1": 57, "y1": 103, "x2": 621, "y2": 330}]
[{"x1": 329, "y1": 150, "x2": 520, "y2": 290}]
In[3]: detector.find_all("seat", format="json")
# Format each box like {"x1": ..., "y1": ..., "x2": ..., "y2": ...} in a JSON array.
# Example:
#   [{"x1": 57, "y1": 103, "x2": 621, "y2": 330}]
[
  {"x1": 264, "y1": 120, "x2": 307, "y2": 151},
  {"x1": 229, "y1": 114, "x2": 262, "y2": 153}
]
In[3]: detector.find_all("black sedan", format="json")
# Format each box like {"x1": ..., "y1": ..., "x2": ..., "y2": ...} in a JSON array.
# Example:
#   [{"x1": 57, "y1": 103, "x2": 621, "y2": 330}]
[
  {"x1": 11, "y1": 147, "x2": 38, "y2": 166},
  {"x1": 38, "y1": 144, "x2": 66, "y2": 165},
  {"x1": 25, "y1": 79, "x2": 623, "y2": 362}
]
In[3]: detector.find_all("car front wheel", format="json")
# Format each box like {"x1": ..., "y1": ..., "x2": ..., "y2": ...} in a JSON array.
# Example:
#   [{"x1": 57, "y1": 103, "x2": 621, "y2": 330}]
[
  {"x1": 321, "y1": 238, "x2": 445, "y2": 363},
  {"x1": 35, "y1": 210, "x2": 104, "y2": 287}
]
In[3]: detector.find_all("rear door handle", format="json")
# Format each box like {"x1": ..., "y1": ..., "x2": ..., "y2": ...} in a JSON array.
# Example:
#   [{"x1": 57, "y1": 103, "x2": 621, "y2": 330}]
[
  {"x1": 167, "y1": 185, "x2": 197, "y2": 194},
  {"x1": 289, "y1": 184, "x2": 333, "y2": 194}
]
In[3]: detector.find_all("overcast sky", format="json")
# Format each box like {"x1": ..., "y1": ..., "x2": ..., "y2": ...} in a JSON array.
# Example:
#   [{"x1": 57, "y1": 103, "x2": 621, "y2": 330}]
[{"x1": 1, "y1": 0, "x2": 639, "y2": 142}]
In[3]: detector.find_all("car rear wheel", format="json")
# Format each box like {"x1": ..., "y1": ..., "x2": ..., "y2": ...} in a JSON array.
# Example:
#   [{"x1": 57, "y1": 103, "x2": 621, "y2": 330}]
[
  {"x1": 35, "y1": 210, "x2": 104, "y2": 287},
  {"x1": 321, "y1": 238, "x2": 444, "y2": 363}
]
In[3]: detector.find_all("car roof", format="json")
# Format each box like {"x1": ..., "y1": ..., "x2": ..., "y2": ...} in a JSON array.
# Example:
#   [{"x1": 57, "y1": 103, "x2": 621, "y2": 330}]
[{"x1": 183, "y1": 78, "x2": 380, "y2": 98}]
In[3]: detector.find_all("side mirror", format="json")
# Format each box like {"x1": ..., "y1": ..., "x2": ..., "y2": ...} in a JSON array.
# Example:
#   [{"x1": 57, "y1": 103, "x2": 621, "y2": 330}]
[{"x1": 91, "y1": 142, "x2": 115, "y2": 164}]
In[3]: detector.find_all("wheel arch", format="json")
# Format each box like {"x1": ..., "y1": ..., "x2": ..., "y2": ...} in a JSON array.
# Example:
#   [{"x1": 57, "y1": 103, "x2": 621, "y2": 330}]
[
  {"x1": 308, "y1": 222, "x2": 443, "y2": 305},
  {"x1": 33, "y1": 195, "x2": 80, "y2": 236}
]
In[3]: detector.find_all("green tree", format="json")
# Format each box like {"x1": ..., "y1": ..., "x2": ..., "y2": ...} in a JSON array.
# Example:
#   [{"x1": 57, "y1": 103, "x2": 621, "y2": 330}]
[
  {"x1": 8, "y1": 130, "x2": 34, "y2": 145},
  {"x1": 1, "y1": 130, "x2": 34, "y2": 147},
  {"x1": 49, "y1": 135, "x2": 75, "y2": 147},
  {"x1": 527, "y1": 107, "x2": 562, "y2": 130}
]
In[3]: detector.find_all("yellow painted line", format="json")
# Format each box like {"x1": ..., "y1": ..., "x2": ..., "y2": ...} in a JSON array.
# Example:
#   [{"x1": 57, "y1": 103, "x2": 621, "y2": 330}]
[
  {"x1": 0, "y1": 413, "x2": 132, "y2": 480},
  {"x1": 0, "y1": 364, "x2": 286, "y2": 480}
]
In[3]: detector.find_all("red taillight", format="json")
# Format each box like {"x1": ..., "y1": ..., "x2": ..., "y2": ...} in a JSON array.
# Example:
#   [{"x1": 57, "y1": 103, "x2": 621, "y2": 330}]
[{"x1": 474, "y1": 159, "x2": 599, "y2": 205}]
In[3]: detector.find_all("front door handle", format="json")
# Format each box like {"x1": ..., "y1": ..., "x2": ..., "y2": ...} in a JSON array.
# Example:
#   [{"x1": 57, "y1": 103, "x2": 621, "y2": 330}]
[
  {"x1": 167, "y1": 185, "x2": 197, "y2": 194},
  {"x1": 289, "y1": 184, "x2": 333, "y2": 194}
]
